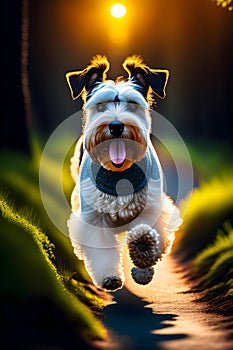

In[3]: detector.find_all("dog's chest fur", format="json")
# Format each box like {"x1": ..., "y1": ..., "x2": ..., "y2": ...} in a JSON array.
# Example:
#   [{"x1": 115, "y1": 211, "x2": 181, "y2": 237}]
[
  {"x1": 78, "y1": 141, "x2": 162, "y2": 224},
  {"x1": 79, "y1": 148, "x2": 160, "y2": 223},
  {"x1": 80, "y1": 153, "x2": 149, "y2": 223},
  {"x1": 93, "y1": 185, "x2": 148, "y2": 223}
]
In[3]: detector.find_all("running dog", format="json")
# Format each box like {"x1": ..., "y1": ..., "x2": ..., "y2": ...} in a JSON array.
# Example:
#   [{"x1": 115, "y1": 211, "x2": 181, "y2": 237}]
[{"x1": 66, "y1": 55, "x2": 182, "y2": 291}]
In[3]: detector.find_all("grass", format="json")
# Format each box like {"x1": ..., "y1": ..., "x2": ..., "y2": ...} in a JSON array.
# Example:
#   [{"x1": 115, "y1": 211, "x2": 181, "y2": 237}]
[
  {"x1": 0, "y1": 196, "x2": 106, "y2": 347},
  {"x1": 191, "y1": 222, "x2": 233, "y2": 310},
  {"x1": 0, "y1": 133, "x2": 108, "y2": 347},
  {"x1": 0, "y1": 141, "x2": 89, "y2": 280},
  {"x1": 174, "y1": 172, "x2": 233, "y2": 258},
  {"x1": 63, "y1": 275, "x2": 106, "y2": 312},
  {"x1": 193, "y1": 222, "x2": 233, "y2": 278},
  {"x1": 173, "y1": 164, "x2": 233, "y2": 315},
  {"x1": 173, "y1": 138, "x2": 233, "y2": 315}
]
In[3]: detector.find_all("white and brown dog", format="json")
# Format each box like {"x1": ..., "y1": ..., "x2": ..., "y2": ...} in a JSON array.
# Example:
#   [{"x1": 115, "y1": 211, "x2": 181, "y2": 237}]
[{"x1": 66, "y1": 55, "x2": 182, "y2": 291}]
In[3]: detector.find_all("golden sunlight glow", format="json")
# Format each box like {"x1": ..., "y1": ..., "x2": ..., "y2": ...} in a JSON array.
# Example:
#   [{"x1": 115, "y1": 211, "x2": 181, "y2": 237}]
[{"x1": 110, "y1": 4, "x2": 126, "y2": 18}]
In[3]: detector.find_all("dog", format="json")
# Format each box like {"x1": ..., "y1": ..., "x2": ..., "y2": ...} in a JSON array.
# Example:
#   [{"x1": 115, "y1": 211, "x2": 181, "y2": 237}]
[{"x1": 66, "y1": 55, "x2": 182, "y2": 291}]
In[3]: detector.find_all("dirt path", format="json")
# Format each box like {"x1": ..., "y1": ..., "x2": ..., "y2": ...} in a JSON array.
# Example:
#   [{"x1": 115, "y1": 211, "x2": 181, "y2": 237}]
[{"x1": 95, "y1": 251, "x2": 233, "y2": 350}]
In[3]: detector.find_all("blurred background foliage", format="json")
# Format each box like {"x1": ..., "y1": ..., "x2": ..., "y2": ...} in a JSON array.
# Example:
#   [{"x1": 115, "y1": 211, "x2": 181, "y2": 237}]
[{"x1": 213, "y1": 0, "x2": 233, "y2": 11}]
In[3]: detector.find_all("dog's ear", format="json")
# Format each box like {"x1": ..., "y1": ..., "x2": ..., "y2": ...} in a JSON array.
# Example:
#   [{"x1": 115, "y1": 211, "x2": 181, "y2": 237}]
[
  {"x1": 122, "y1": 55, "x2": 169, "y2": 99},
  {"x1": 66, "y1": 55, "x2": 110, "y2": 100}
]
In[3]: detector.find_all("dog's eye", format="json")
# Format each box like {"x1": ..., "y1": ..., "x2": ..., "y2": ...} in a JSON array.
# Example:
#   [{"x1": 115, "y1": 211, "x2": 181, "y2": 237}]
[
  {"x1": 96, "y1": 103, "x2": 107, "y2": 112},
  {"x1": 127, "y1": 102, "x2": 138, "y2": 112}
]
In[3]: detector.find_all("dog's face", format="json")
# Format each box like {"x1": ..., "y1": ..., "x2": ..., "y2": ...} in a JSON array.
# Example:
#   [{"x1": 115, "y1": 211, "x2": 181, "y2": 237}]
[
  {"x1": 66, "y1": 55, "x2": 169, "y2": 171},
  {"x1": 83, "y1": 81, "x2": 150, "y2": 171}
]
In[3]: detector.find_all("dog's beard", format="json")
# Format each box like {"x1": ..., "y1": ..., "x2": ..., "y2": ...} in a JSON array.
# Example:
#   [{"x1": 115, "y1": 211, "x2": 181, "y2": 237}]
[{"x1": 85, "y1": 124, "x2": 148, "y2": 172}]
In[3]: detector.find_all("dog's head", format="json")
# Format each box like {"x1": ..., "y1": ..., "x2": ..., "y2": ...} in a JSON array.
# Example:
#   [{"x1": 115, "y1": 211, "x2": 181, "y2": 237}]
[{"x1": 66, "y1": 55, "x2": 169, "y2": 171}]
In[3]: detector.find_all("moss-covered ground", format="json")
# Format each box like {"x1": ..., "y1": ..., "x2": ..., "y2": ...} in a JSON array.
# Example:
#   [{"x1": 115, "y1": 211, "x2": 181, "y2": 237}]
[{"x1": 0, "y1": 135, "x2": 107, "y2": 348}]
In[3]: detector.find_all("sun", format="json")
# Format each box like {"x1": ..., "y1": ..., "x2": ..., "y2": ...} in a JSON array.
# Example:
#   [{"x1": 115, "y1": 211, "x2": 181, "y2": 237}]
[{"x1": 110, "y1": 4, "x2": 126, "y2": 18}]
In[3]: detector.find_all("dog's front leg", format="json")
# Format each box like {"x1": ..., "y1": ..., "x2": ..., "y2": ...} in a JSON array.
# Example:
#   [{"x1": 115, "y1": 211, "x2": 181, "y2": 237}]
[
  {"x1": 127, "y1": 205, "x2": 166, "y2": 269},
  {"x1": 126, "y1": 194, "x2": 182, "y2": 285},
  {"x1": 68, "y1": 212, "x2": 124, "y2": 291},
  {"x1": 78, "y1": 244, "x2": 124, "y2": 291}
]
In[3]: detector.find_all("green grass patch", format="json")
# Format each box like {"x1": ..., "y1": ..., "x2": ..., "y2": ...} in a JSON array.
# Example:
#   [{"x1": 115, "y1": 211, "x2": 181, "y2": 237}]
[
  {"x1": 0, "y1": 133, "x2": 109, "y2": 346},
  {"x1": 193, "y1": 222, "x2": 233, "y2": 277},
  {"x1": 0, "y1": 144, "x2": 89, "y2": 281},
  {"x1": 173, "y1": 167, "x2": 233, "y2": 315},
  {"x1": 64, "y1": 275, "x2": 106, "y2": 312},
  {"x1": 175, "y1": 173, "x2": 233, "y2": 257},
  {"x1": 192, "y1": 222, "x2": 233, "y2": 307},
  {"x1": 0, "y1": 195, "x2": 106, "y2": 345}
]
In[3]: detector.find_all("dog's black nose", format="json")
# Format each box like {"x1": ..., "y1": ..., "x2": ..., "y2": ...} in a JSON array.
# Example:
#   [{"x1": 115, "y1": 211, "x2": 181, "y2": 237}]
[{"x1": 109, "y1": 121, "x2": 124, "y2": 137}]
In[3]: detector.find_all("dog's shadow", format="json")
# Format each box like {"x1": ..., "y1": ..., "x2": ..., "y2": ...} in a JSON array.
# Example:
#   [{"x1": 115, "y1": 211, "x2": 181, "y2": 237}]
[{"x1": 100, "y1": 287, "x2": 187, "y2": 350}]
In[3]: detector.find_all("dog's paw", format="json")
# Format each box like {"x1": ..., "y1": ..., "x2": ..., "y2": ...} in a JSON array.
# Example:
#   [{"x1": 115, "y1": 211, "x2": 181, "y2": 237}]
[
  {"x1": 131, "y1": 267, "x2": 154, "y2": 285},
  {"x1": 127, "y1": 224, "x2": 162, "y2": 268},
  {"x1": 102, "y1": 276, "x2": 123, "y2": 292}
]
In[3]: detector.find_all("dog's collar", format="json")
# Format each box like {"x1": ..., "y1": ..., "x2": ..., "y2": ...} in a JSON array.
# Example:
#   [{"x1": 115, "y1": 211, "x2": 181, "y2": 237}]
[
  {"x1": 80, "y1": 147, "x2": 160, "y2": 196},
  {"x1": 93, "y1": 162, "x2": 147, "y2": 196}
]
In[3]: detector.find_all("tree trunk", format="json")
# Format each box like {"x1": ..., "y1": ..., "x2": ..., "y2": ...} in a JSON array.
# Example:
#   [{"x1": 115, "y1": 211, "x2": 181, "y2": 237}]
[{"x1": 1, "y1": 0, "x2": 30, "y2": 154}]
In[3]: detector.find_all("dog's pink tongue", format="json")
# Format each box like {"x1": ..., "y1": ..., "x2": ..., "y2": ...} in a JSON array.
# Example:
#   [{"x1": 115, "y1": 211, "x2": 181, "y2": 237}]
[{"x1": 109, "y1": 139, "x2": 126, "y2": 165}]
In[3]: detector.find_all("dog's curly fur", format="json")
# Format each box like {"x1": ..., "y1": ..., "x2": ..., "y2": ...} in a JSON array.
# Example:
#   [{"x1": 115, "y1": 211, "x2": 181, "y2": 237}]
[{"x1": 66, "y1": 55, "x2": 182, "y2": 291}]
